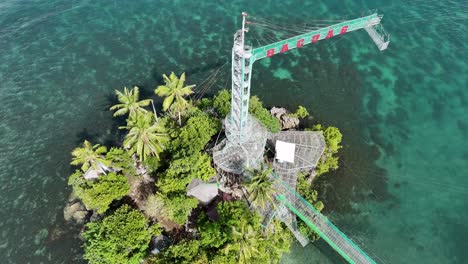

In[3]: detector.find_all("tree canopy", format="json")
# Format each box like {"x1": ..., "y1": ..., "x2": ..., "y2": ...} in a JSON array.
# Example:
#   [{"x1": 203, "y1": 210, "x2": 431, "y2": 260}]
[
  {"x1": 83, "y1": 205, "x2": 160, "y2": 264},
  {"x1": 105, "y1": 147, "x2": 135, "y2": 174},
  {"x1": 66, "y1": 75, "x2": 339, "y2": 264},
  {"x1": 110, "y1": 86, "x2": 152, "y2": 118},
  {"x1": 290, "y1": 105, "x2": 310, "y2": 119},
  {"x1": 246, "y1": 164, "x2": 277, "y2": 210},
  {"x1": 310, "y1": 124, "x2": 343, "y2": 175},
  {"x1": 155, "y1": 72, "x2": 195, "y2": 125},
  {"x1": 157, "y1": 152, "x2": 215, "y2": 194},
  {"x1": 296, "y1": 171, "x2": 324, "y2": 241},
  {"x1": 213, "y1": 89, "x2": 231, "y2": 117},
  {"x1": 212, "y1": 89, "x2": 281, "y2": 132},
  {"x1": 121, "y1": 112, "x2": 169, "y2": 162},
  {"x1": 169, "y1": 111, "x2": 220, "y2": 158},
  {"x1": 249, "y1": 96, "x2": 281, "y2": 132},
  {"x1": 149, "y1": 201, "x2": 292, "y2": 264},
  {"x1": 68, "y1": 171, "x2": 129, "y2": 214},
  {"x1": 70, "y1": 140, "x2": 109, "y2": 172}
]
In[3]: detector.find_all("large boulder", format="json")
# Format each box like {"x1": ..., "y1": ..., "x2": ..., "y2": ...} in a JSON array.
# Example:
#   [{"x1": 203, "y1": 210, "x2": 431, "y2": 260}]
[
  {"x1": 270, "y1": 107, "x2": 299, "y2": 130},
  {"x1": 64, "y1": 200, "x2": 89, "y2": 225},
  {"x1": 270, "y1": 107, "x2": 287, "y2": 118}
]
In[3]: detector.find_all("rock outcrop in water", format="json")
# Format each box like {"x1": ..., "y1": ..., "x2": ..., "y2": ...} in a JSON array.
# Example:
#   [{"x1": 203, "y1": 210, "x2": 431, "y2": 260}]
[
  {"x1": 63, "y1": 194, "x2": 89, "y2": 225},
  {"x1": 270, "y1": 107, "x2": 299, "y2": 130}
]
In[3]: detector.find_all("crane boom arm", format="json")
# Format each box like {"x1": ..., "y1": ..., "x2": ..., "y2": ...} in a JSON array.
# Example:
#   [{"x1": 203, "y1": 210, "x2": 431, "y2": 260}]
[{"x1": 251, "y1": 13, "x2": 388, "y2": 61}]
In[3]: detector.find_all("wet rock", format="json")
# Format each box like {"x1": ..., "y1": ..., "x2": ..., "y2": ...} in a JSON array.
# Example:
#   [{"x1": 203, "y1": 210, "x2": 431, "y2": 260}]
[
  {"x1": 271, "y1": 107, "x2": 287, "y2": 118},
  {"x1": 270, "y1": 107, "x2": 299, "y2": 130},
  {"x1": 73, "y1": 211, "x2": 89, "y2": 225},
  {"x1": 281, "y1": 115, "x2": 300, "y2": 130},
  {"x1": 64, "y1": 201, "x2": 89, "y2": 224}
]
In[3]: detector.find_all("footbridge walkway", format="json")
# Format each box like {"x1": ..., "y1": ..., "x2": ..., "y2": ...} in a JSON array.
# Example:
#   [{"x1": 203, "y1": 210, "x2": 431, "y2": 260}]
[{"x1": 273, "y1": 173, "x2": 376, "y2": 264}]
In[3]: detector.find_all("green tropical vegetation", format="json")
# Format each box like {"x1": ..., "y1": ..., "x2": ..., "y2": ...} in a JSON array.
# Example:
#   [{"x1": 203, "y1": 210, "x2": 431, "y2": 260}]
[
  {"x1": 290, "y1": 105, "x2": 310, "y2": 119},
  {"x1": 120, "y1": 112, "x2": 169, "y2": 162},
  {"x1": 155, "y1": 72, "x2": 195, "y2": 126},
  {"x1": 149, "y1": 201, "x2": 292, "y2": 264},
  {"x1": 168, "y1": 110, "x2": 220, "y2": 158},
  {"x1": 249, "y1": 96, "x2": 281, "y2": 132},
  {"x1": 105, "y1": 147, "x2": 135, "y2": 174},
  {"x1": 157, "y1": 152, "x2": 215, "y2": 194},
  {"x1": 212, "y1": 89, "x2": 281, "y2": 132},
  {"x1": 110, "y1": 86, "x2": 152, "y2": 118},
  {"x1": 296, "y1": 171, "x2": 325, "y2": 241},
  {"x1": 66, "y1": 72, "x2": 343, "y2": 264},
  {"x1": 245, "y1": 164, "x2": 277, "y2": 210},
  {"x1": 68, "y1": 170, "x2": 129, "y2": 214},
  {"x1": 212, "y1": 89, "x2": 231, "y2": 117},
  {"x1": 83, "y1": 205, "x2": 160, "y2": 264},
  {"x1": 70, "y1": 140, "x2": 109, "y2": 172},
  {"x1": 309, "y1": 124, "x2": 343, "y2": 175},
  {"x1": 224, "y1": 222, "x2": 264, "y2": 264}
]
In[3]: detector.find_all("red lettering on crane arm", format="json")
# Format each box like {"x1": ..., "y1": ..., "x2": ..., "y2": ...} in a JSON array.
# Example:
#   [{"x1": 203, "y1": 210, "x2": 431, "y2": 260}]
[
  {"x1": 266, "y1": 48, "x2": 275, "y2": 57},
  {"x1": 262, "y1": 24, "x2": 349, "y2": 58},
  {"x1": 280, "y1": 43, "x2": 289, "y2": 53},
  {"x1": 312, "y1": 34, "x2": 320, "y2": 43},
  {"x1": 297, "y1": 39, "x2": 304, "y2": 48},
  {"x1": 340, "y1": 25, "x2": 349, "y2": 34}
]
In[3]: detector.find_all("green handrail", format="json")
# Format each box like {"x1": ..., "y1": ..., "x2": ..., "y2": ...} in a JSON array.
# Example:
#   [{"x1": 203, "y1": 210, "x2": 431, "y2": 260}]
[{"x1": 273, "y1": 171, "x2": 375, "y2": 264}]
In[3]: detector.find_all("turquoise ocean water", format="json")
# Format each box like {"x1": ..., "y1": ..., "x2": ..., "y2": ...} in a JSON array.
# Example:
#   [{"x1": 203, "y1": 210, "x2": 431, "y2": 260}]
[{"x1": 0, "y1": 0, "x2": 466, "y2": 263}]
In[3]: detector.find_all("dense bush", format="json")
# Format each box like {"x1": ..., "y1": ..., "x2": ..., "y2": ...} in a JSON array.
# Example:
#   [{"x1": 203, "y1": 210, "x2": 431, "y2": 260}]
[
  {"x1": 149, "y1": 201, "x2": 292, "y2": 264},
  {"x1": 83, "y1": 205, "x2": 160, "y2": 264},
  {"x1": 213, "y1": 89, "x2": 231, "y2": 117},
  {"x1": 145, "y1": 193, "x2": 198, "y2": 226},
  {"x1": 249, "y1": 96, "x2": 281, "y2": 132},
  {"x1": 296, "y1": 172, "x2": 324, "y2": 241},
  {"x1": 169, "y1": 111, "x2": 220, "y2": 157},
  {"x1": 197, "y1": 97, "x2": 213, "y2": 111},
  {"x1": 144, "y1": 193, "x2": 172, "y2": 221},
  {"x1": 68, "y1": 171, "x2": 129, "y2": 214},
  {"x1": 212, "y1": 90, "x2": 281, "y2": 132},
  {"x1": 105, "y1": 147, "x2": 135, "y2": 174},
  {"x1": 289, "y1": 105, "x2": 310, "y2": 119},
  {"x1": 309, "y1": 124, "x2": 343, "y2": 176},
  {"x1": 157, "y1": 152, "x2": 215, "y2": 194}
]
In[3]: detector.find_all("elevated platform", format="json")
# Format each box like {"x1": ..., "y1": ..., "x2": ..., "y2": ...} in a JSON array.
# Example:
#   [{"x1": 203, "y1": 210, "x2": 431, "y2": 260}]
[
  {"x1": 213, "y1": 115, "x2": 267, "y2": 175},
  {"x1": 262, "y1": 131, "x2": 325, "y2": 247}
]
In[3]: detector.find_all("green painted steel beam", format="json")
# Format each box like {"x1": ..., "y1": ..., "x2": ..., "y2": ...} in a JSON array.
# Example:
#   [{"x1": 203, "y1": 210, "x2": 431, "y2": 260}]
[
  {"x1": 277, "y1": 194, "x2": 356, "y2": 264},
  {"x1": 272, "y1": 171, "x2": 376, "y2": 264},
  {"x1": 251, "y1": 14, "x2": 380, "y2": 61}
]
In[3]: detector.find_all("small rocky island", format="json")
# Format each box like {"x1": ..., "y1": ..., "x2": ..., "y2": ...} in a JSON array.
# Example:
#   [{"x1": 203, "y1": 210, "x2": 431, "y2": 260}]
[{"x1": 64, "y1": 72, "x2": 343, "y2": 264}]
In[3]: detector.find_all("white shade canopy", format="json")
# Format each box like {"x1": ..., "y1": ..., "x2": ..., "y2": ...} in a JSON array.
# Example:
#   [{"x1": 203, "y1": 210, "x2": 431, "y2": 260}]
[{"x1": 275, "y1": 140, "x2": 296, "y2": 163}]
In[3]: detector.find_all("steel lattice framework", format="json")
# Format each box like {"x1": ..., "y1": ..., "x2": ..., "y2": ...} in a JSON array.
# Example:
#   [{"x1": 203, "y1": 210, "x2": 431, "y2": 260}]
[{"x1": 213, "y1": 11, "x2": 389, "y2": 264}]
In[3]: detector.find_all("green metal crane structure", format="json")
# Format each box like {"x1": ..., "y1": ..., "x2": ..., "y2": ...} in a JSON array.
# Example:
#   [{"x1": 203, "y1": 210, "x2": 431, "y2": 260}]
[{"x1": 213, "y1": 11, "x2": 390, "y2": 264}]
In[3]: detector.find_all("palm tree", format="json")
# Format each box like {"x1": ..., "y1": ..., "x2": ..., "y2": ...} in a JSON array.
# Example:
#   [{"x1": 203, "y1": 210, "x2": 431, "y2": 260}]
[
  {"x1": 245, "y1": 164, "x2": 277, "y2": 210},
  {"x1": 110, "y1": 86, "x2": 152, "y2": 118},
  {"x1": 121, "y1": 112, "x2": 168, "y2": 162},
  {"x1": 224, "y1": 222, "x2": 263, "y2": 264},
  {"x1": 71, "y1": 140, "x2": 110, "y2": 172},
  {"x1": 154, "y1": 72, "x2": 195, "y2": 126}
]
